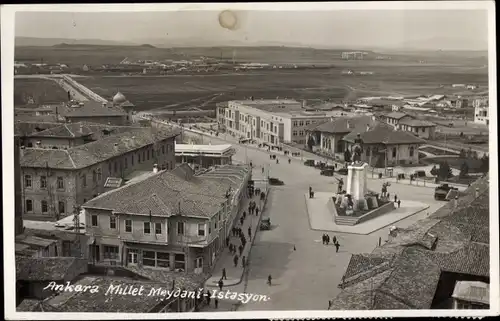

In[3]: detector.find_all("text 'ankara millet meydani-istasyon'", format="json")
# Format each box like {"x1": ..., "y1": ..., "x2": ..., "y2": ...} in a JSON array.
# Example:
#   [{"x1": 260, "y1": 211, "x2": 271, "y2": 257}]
[{"x1": 44, "y1": 282, "x2": 270, "y2": 304}]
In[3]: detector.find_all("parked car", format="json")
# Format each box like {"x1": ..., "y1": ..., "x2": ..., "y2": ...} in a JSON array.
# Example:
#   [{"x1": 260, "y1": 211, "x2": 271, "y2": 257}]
[
  {"x1": 260, "y1": 218, "x2": 271, "y2": 230},
  {"x1": 304, "y1": 159, "x2": 315, "y2": 166},
  {"x1": 434, "y1": 184, "x2": 458, "y2": 201},
  {"x1": 320, "y1": 169, "x2": 334, "y2": 176},
  {"x1": 268, "y1": 177, "x2": 284, "y2": 186},
  {"x1": 413, "y1": 170, "x2": 426, "y2": 178}
]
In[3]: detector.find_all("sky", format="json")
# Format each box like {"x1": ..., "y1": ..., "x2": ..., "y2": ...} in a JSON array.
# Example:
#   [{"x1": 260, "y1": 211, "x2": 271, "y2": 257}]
[{"x1": 15, "y1": 9, "x2": 489, "y2": 50}]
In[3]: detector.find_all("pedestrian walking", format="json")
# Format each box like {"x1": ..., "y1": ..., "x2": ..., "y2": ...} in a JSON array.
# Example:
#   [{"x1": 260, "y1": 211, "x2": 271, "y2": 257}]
[
  {"x1": 335, "y1": 241, "x2": 340, "y2": 253},
  {"x1": 222, "y1": 268, "x2": 227, "y2": 280},
  {"x1": 248, "y1": 226, "x2": 252, "y2": 236},
  {"x1": 256, "y1": 207, "x2": 259, "y2": 216},
  {"x1": 322, "y1": 234, "x2": 326, "y2": 245},
  {"x1": 250, "y1": 161, "x2": 253, "y2": 168},
  {"x1": 226, "y1": 237, "x2": 229, "y2": 247},
  {"x1": 332, "y1": 235, "x2": 337, "y2": 244},
  {"x1": 215, "y1": 298, "x2": 219, "y2": 309},
  {"x1": 242, "y1": 256, "x2": 246, "y2": 267},
  {"x1": 269, "y1": 154, "x2": 272, "y2": 160},
  {"x1": 288, "y1": 158, "x2": 291, "y2": 164},
  {"x1": 267, "y1": 275, "x2": 272, "y2": 286},
  {"x1": 276, "y1": 159, "x2": 279, "y2": 164},
  {"x1": 233, "y1": 255, "x2": 239, "y2": 267},
  {"x1": 239, "y1": 245, "x2": 243, "y2": 256},
  {"x1": 387, "y1": 192, "x2": 390, "y2": 200},
  {"x1": 262, "y1": 167, "x2": 264, "y2": 174},
  {"x1": 206, "y1": 290, "x2": 211, "y2": 306},
  {"x1": 394, "y1": 194, "x2": 398, "y2": 202},
  {"x1": 328, "y1": 300, "x2": 332, "y2": 309},
  {"x1": 326, "y1": 234, "x2": 330, "y2": 245},
  {"x1": 397, "y1": 200, "x2": 401, "y2": 208},
  {"x1": 218, "y1": 278, "x2": 224, "y2": 291}
]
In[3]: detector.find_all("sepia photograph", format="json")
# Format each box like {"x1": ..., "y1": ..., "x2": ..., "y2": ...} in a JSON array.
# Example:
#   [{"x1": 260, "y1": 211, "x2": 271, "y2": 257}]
[{"x1": 2, "y1": 2, "x2": 497, "y2": 319}]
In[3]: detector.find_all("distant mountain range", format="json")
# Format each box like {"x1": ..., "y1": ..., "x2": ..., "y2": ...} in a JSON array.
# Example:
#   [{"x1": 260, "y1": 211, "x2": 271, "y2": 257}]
[{"x1": 15, "y1": 36, "x2": 488, "y2": 52}]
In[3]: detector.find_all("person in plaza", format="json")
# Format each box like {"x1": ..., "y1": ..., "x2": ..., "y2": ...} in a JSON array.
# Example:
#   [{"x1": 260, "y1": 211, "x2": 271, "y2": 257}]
[
  {"x1": 397, "y1": 199, "x2": 401, "y2": 208},
  {"x1": 332, "y1": 235, "x2": 337, "y2": 244},
  {"x1": 239, "y1": 245, "x2": 243, "y2": 256},
  {"x1": 206, "y1": 290, "x2": 211, "y2": 306},
  {"x1": 262, "y1": 167, "x2": 265, "y2": 174},
  {"x1": 338, "y1": 178, "x2": 344, "y2": 194},
  {"x1": 234, "y1": 255, "x2": 239, "y2": 267},
  {"x1": 276, "y1": 158, "x2": 279, "y2": 164},
  {"x1": 394, "y1": 194, "x2": 398, "y2": 202},
  {"x1": 243, "y1": 211, "x2": 246, "y2": 220},
  {"x1": 335, "y1": 241, "x2": 340, "y2": 253},
  {"x1": 218, "y1": 278, "x2": 224, "y2": 291},
  {"x1": 269, "y1": 154, "x2": 272, "y2": 160},
  {"x1": 226, "y1": 237, "x2": 229, "y2": 247},
  {"x1": 232, "y1": 227, "x2": 236, "y2": 237},
  {"x1": 248, "y1": 226, "x2": 252, "y2": 239},
  {"x1": 222, "y1": 268, "x2": 227, "y2": 280},
  {"x1": 288, "y1": 158, "x2": 291, "y2": 164},
  {"x1": 326, "y1": 234, "x2": 330, "y2": 245},
  {"x1": 328, "y1": 300, "x2": 332, "y2": 309},
  {"x1": 214, "y1": 298, "x2": 219, "y2": 309},
  {"x1": 256, "y1": 206, "x2": 260, "y2": 216},
  {"x1": 267, "y1": 275, "x2": 272, "y2": 286},
  {"x1": 240, "y1": 216, "x2": 244, "y2": 226},
  {"x1": 250, "y1": 161, "x2": 253, "y2": 168},
  {"x1": 242, "y1": 256, "x2": 246, "y2": 267},
  {"x1": 387, "y1": 192, "x2": 390, "y2": 201},
  {"x1": 322, "y1": 234, "x2": 326, "y2": 245}
]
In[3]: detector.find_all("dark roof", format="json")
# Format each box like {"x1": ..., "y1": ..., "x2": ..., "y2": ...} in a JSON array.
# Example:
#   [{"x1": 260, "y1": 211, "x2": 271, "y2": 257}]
[
  {"x1": 63, "y1": 101, "x2": 127, "y2": 118},
  {"x1": 16, "y1": 257, "x2": 87, "y2": 281},
  {"x1": 17, "y1": 299, "x2": 42, "y2": 312},
  {"x1": 83, "y1": 164, "x2": 250, "y2": 218},
  {"x1": 14, "y1": 121, "x2": 60, "y2": 136},
  {"x1": 343, "y1": 123, "x2": 426, "y2": 145},
  {"x1": 30, "y1": 122, "x2": 94, "y2": 138},
  {"x1": 308, "y1": 116, "x2": 375, "y2": 134},
  {"x1": 332, "y1": 175, "x2": 490, "y2": 310},
  {"x1": 398, "y1": 119, "x2": 436, "y2": 127},
  {"x1": 20, "y1": 127, "x2": 180, "y2": 169},
  {"x1": 384, "y1": 112, "x2": 411, "y2": 120}
]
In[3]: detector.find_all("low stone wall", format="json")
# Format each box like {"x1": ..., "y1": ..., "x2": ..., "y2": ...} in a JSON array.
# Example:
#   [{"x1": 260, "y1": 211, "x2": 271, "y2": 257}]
[
  {"x1": 333, "y1": 200, "x2": 395, "y2": 226},
  {"x1": 356, "y1": 202, "x2": 395, "y2": 224}
]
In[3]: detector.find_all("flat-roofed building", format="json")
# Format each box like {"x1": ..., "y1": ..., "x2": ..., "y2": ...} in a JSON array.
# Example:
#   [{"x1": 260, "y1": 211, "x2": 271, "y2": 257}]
[{"x1": 175, "y1": 143, "x2": 236, "y2": 168}]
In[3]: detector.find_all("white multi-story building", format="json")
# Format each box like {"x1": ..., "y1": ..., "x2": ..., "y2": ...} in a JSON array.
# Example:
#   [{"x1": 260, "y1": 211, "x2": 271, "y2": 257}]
[
  {"x1": 473, "y1": 97, "x2": 489, "y2": 125},
  {"x1": 216, "y1": 99, "x2": 345, "y2": 146}
]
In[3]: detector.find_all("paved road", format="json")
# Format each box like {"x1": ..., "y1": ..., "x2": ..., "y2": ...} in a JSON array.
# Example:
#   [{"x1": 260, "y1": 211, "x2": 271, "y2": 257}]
[{"x1": 186, "y1": 130, "x2": 443, "y2": 311}]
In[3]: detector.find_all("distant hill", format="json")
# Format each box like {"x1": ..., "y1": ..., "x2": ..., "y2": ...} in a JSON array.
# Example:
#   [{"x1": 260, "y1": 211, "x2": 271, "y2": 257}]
[
  {"x1": 396, "y1": 36, "x2": 488, "y2": 51},
  {"x1": 139, "y1": 44, "x2": 156, "y2": 48},
  {"x1": 15, "y1": 37, "x2": 137, "y2": 47}
]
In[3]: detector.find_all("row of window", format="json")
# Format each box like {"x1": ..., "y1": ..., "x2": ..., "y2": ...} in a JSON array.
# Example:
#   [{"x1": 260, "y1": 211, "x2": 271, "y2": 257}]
[
  {"x1": 25, "y1": 199, "x2": 66, "y2": 214},
  {"x1": 90, "y1": 215, "x2": 221, "y2": 237},
  {"x1": 24, "y1": 175, "x2": 65, "y2": 189},
  {"x1": 293, "y1": 120, "x2": 314, "y2": 127},
  {"x1": 292, "y1": 130, "x2": 305, "y2": 137}
]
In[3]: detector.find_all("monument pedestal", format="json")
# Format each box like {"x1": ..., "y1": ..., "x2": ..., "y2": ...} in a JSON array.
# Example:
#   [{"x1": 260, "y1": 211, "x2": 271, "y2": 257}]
[{"x1": 346, "y1": 162, "x2": 369, "y2": 204}]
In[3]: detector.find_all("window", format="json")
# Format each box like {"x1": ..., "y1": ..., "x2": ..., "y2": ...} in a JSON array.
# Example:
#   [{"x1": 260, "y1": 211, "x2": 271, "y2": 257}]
[
  {"x1": 293, "y1": 121, "x2": 298, "y2": 127},
  {"x1": 156, "y1": 252, "x2": 170, "y2": 268},
  {"x1": 155, "y1": 222, "x2": 162, "y2": 234},
  {"x1": 92, "y1": 170, "x2": 97, "y2": 183},
  {"x1": 162, "y1": 145, "x2": 165, "y2": 154},
  {"x1": 299, "y1": 121, "x2": 304, "y2": 126},
  {"x1": 24, "y1": 175, "x2": 32, "y2": 188},
  {"x1": 41, "y1": 200, "x2": 48, "y2": 213},
  {"x1": 97, "y1": 169, "x2": 102, "y2": 181},
  {"x1": 131, "y1": 155, "x2": 134, "y2": 166},
  {"x1": 125, "y1": 219, "x2": 132, "y2": 232},
  {"x1": 177, "y1": 222, "x2": 184, "y2": 235},
  {"x1": 144, "y1": 222, "x2": 151, "y2": 234},
  {"x1": 103, "y1": 245, "x2": 119, "y2": 259},
  {"x1": 138, "y1": 153, "x2": 141, "y2": 163},
  {"x1": 305, "y1": 121, "x2": 310, "y2": 125},
  {"x1": 409, "y1": 146, "x2": 415, "y2": 157},
  {"x1": 91, "y1": 215, "x2": 98, "y2": 226},
  {"x1": 82, "y1": 174, "x2": 87, "y2": 187},
  {"x1": 25, "y1": 199, "x2": 33, "y2": 212},
  {"x1": 143, "y1": 251, "x2": 156, "y2": 267},
  {"x1": 293, "y1": 131, "x2": 298, "y2": 136},
  {"x1": 209, "y1": 222, "x2": 212, "y2": 234},
  {"x1": 198, "y1": 224, "x2": 205, "y2": 236},
  {"x1": 110, "y1": 216, "x2": 116, "y2": 229},
  {"x1": 143, "y1": 151, "x2": 146, "y2": 161},
  {"x1": 392, "y1": 148, "x2": 397, "y2": 158},
  {"x1": 215, "y1": 221, "x2": 218, "y2": 230},
  {"x1": 174, "y1": 253, "x2": 185, "y2": 270},
  {"x1": 40, "y1": 176, "x2": 47, "y2": 189},
  {"x1": 58, "y1": 201, "x2": 65, "y2": 214},
  {"x1": 147, "y1": 150, "x2": 150, "y2": 160}
]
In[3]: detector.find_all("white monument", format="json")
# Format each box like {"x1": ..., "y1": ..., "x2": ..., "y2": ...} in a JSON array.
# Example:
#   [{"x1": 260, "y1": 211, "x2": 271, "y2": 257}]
[{"x1": 346, "y1": 162, "x2": 369, "y2": 211}]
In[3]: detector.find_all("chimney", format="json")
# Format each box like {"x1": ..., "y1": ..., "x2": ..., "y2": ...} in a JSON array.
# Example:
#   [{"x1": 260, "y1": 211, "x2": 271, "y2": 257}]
[
  {"x1": 475, "y1": 187, "x2": 480, "y2": 198},
  {"x1": 114, "y1": 143, "x2": 118, "y2": 147},
  {"x1": 347, "y1": 121, "x2": 351, "y2": 129},
  {"x1": 36, "y1": 141, "x2": 41, "y2": 148},
  {"x1": 102, "y1": 102, "x2": 107, "y2": 108},
  {"x1": 79, "y1": 123, "x2": 84, "y2": 134},
  {"x1": 153, "y1": 164, "x2": 158, "y2": 173}
]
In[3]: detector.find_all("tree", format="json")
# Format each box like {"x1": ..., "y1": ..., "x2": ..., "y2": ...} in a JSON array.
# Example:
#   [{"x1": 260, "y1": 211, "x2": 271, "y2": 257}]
[
  {"x1": 480, "y1": 154, "x2": 489, "y2": 173},
  {"x1": 459, "y1": 161, "x2": 469, "y2": 178},
  {"x1": 307, "y1": 135, "x2": 315, "y2": 151},
  {"x1": 430, "y1": 165, "x2": 439, "y2": 177},
  {"x1": 438, "y1": 161, "x2": 453, "y2": 180},
  {"x1": 459, "y1": 149, "x2": 466, "y2": 159}
]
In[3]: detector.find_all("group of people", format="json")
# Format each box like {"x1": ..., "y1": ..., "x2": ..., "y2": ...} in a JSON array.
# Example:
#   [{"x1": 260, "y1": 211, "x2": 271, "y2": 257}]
[
  {"x1": 322, "y1": 234, "x2": 341, "y2": 252},
  {"x1": 248, "y1": 201, "x2": 259, "y2": 216}
]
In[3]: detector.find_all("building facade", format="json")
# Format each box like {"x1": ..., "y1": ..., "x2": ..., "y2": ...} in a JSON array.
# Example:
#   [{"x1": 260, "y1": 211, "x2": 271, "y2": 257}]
[
  {"x1": 473, "y1": 98, "x2": 489, "y2": 125},
  {"x1": 20, "y1": 128, "x2": 179, "y2": 220},
  {"x1": 175, "y1": 143, "x2": 236, "y2": 168},
  {"x1": 82, "y1": 164, "x2": 250, "y2": 274}
]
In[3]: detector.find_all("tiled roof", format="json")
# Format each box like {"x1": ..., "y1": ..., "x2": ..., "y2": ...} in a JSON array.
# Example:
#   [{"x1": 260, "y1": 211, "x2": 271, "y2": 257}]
[
  {"x1": 16, "y1": 257, "x2": 86, "y2": 281},
  {"x1": 14, "y1": 114, "x2": 60, "y2": 123},
  {"x1": 17, "y1": 299, "x2": 41, "y2": 312},
  {"x1": 343, "y1": 123, "x2": 426, "y2": 145},
  {"x1": 14, "y1": 121, "x2": 60, "y2": 136},
  {"x1": 384, "y1": 112, "x2": 410, "y2": 120},
  {"x1": 399, "y1": 119, "x2": 436, "y2": 127},
  {"x1": 30, "y1": 122, "x2": 94, "y2": 138},
  {"x1": 63, "y1": 101, "x2": 127, "y2": 117},
  {"x1": 308, "y1": 116, "x2": 375, "y2": 134},
  {"x1": 332, "y1": 174, "x2": 490, "y2": 310},
  {"x1": 20, "y1": 127, "x2": 180, "y2": 169},
  {"x1": 83, "y1": 164, "x2": 249, "y2": 218}
]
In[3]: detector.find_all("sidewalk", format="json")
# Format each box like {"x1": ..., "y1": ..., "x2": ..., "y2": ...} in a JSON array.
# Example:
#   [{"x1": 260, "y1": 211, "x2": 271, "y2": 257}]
[{"x1": 205, "y1": 177, "x2": 269, "y2": 289}]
